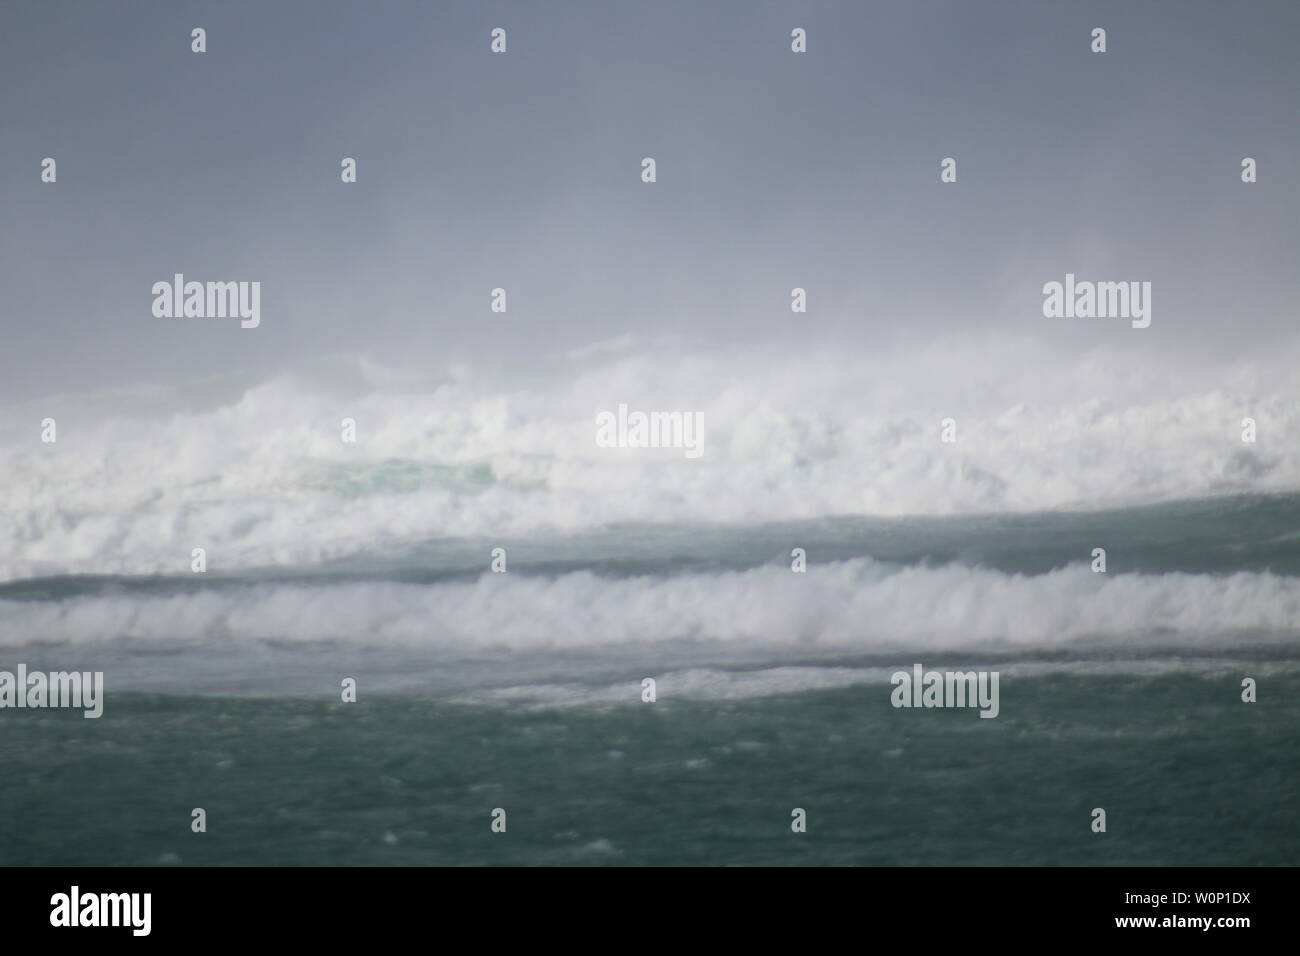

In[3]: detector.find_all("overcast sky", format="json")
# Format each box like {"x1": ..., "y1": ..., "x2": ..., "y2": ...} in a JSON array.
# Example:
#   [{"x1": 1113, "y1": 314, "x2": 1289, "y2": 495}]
[{"x1": 1, "y1": 0, "x2": 1296, "y2": 402}]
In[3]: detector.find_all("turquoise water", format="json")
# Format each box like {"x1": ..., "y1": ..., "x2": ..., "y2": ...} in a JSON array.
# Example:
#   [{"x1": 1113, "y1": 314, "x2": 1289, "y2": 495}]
[
  {"x1": 1, "y1": 494, "x2": 1298, "y2": 865},
  {"x1": 0, "y1": 670, "x2": 1295, "y2": 866}
]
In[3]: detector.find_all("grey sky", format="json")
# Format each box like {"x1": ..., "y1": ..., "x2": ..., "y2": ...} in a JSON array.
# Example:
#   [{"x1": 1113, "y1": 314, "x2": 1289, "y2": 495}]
[{"x1": 1, "y1": 0, "x2": 1297, "y2": 402}]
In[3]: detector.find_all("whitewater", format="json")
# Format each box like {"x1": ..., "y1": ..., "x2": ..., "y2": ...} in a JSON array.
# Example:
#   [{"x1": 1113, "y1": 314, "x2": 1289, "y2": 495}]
[{"x1": 2, "y1": 337, "x2": 1298, "y2": 699}]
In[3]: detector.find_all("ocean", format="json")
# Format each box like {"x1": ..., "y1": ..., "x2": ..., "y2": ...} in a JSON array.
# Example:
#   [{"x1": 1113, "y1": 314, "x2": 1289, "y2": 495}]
[
  {"x1": 2, "y1": 496, "x2": 1298, "y2": 866},
  {"x1": 1, "y1": 349, "x2": 1298, "y2": 865}
]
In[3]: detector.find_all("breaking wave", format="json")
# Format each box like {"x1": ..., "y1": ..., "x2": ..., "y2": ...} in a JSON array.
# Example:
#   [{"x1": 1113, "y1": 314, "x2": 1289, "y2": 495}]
[{"x1": 2, "y1": 337, "x2": 1299, "y2": 581}]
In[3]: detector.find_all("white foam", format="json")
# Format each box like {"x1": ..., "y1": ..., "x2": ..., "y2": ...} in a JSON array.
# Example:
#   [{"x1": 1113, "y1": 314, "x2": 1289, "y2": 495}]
[
  {"x1": 2, "y1": 559, "x2": 1297, "y2": 651},
  {"x1": 2, "y1": 337, "x2": 1299, "y2": 580},
  {"x1": 449, "y1": 659, "x2": 1300, "y2": 708}
]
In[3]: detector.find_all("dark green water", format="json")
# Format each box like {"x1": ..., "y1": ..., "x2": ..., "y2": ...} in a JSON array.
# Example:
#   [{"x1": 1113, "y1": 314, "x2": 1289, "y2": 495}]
[
  {"x1": 2, "y1": 493, "x2": 1297, "y2": 865},
  {"x1": 2, "y1": 671, "x2": 1294, "y2": 866}
]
